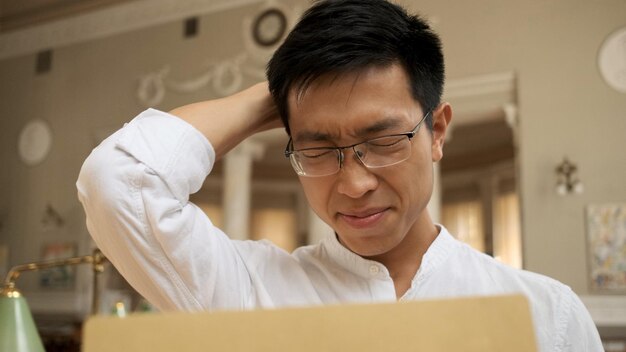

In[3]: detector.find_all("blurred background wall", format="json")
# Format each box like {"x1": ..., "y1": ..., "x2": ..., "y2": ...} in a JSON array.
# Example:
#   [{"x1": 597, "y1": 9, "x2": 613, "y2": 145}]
[{"x1": 0, "y1": 0, "x2": 624, "y2": 346}]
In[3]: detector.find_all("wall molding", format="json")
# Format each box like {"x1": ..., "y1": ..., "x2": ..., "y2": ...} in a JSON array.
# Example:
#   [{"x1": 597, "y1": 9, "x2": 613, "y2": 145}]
[
  {"x1": 444, "y1": 71, "x2": 516, "y2": 100},
  {"x1": 444, "y1": 71, "x2": 517, "y2": 127},
  {"x1": 580, "y1": 295, "x2": 626, "y2": 327},
  {"x1": 0, "y1": 0, "x2": 264, "y2": 60}
]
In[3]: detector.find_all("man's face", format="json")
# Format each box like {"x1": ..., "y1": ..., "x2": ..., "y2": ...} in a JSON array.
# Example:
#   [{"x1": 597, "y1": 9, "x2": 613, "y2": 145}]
[{"x1": 287, "y1": 64, "x2": 448, "y2": 258}]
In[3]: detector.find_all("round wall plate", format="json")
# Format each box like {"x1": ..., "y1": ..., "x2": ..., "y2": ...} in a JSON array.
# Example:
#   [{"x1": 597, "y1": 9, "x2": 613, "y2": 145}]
[
  {"x1": 18, "y1": 119, "x2": 52, "y2": 166},
  {"x1": 252, "y1": 8, "x2": 287, "y2": 47},
  {"x1": 598, "y1": 26, "x2": 626, "y2": 93}
]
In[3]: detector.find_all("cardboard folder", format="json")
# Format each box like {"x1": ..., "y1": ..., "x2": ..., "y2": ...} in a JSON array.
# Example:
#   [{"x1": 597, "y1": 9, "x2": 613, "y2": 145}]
[{"x1": 83, "y1": 294, "x2": 537, "y2": 351}]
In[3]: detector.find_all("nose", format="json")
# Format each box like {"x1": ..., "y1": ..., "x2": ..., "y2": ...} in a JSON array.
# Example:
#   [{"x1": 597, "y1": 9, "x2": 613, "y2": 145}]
[{"x1": 336, "y1": 149, "x2": 379, "y2": 198}]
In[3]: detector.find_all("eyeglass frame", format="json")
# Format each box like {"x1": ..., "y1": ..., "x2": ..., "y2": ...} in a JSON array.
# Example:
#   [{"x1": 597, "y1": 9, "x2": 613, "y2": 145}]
[{"x1": 284, "y1": 109, "x2": 433, "y2": 177}]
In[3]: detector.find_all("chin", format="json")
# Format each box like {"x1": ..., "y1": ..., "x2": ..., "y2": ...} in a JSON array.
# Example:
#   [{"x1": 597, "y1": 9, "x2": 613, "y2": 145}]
[
  {"x1": 355, "y1": 247, "x2": 390, "y2": 258},
  {"x1": 339, "y1": 233, "x2": 400, "y2": 258}
]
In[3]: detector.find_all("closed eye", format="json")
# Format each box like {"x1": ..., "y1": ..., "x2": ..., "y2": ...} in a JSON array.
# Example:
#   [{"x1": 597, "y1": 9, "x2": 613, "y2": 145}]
[
  {"x1": 300, "y1": 149, "x2": 336, "y2": 159},
  {"x1": 366, "y1": 135, "x2": 405, "y2": 147}
]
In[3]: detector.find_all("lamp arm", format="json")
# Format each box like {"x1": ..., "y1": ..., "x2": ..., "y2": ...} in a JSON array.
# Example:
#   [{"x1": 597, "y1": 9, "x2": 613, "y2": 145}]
[{"x1": 1, "y1": 249, "x2": 107, "y2": 314}]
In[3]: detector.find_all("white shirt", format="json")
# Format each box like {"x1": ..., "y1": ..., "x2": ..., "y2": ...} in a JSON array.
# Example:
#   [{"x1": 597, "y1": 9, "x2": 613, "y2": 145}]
[{"x1": 77, "y1": 108, "x2": 603, "y2": 351}]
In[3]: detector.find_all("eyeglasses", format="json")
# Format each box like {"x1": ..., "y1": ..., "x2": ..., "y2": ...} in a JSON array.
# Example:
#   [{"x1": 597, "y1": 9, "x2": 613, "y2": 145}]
[{"x1": 284, "y1": 110, "x2": 432, "y2": 177}]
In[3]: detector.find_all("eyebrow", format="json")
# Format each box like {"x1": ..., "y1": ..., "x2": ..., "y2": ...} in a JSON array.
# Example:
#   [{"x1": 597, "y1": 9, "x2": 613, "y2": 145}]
[
  {"x1": 294, "y1": 117, "x2": 406, "y2": 144},
  {"x1": 353, "y1": 118, "x2": 404, "y2": 137},
  {"x1": 294, "y1": 130, "x2": 336, "y2": 143}
]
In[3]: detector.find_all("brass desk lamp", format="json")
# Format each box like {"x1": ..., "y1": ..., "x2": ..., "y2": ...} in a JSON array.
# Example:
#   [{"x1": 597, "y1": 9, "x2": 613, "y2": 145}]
[{"x1": 0, "y1": 249, "x2": 107, "y2": 352}]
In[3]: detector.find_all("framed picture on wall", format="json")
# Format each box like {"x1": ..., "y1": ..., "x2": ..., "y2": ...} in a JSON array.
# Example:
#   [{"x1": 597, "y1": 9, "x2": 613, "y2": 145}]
[
  {"x1": 0, "y1": 245, "x2": 7, "y2": 279},
  {"x1": 39, "y1": 242, "x2": 77, "y2": 289},
  {"x1": 585, "y1": 203, "x2": 626, "y2": 293}
]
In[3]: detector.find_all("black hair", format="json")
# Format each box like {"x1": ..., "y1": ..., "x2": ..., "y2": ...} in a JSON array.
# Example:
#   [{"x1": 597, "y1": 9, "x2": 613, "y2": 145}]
[{"x1": 266, "y1": 0, "x2": 445, "y2": 135}]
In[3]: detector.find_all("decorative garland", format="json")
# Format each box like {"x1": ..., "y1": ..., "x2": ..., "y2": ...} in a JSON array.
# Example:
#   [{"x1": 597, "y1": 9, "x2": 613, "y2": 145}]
[{"x1": 137, "y1": 1, "x2": 300, "y2": 107}]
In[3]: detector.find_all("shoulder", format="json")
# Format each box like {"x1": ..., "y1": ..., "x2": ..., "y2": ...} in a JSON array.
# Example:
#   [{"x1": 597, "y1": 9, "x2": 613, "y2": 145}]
[
  {"x1": 291, "y1": 240, "x2": 348, "y2": 277},
  {"x1": 232, "y1": 239, "x2": 330, "y2": 273},
  {"x1": 450, "y1": 243, "x2": 601, "y2": 350},
  {"x1": 292, "y1": 241, "x2": 327, "y2": 265},
  {"x1": 449, "y1": 238, "x2": 565, "y2": 293},
  {"x1": 233, "y1": 239, "x2": 302, "y2": 271}
]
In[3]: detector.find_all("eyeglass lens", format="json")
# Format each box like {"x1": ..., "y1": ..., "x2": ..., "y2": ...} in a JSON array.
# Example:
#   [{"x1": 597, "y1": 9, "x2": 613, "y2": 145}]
[{"x1": 291, "y1": 135, "x2": 412, "y2": 176}]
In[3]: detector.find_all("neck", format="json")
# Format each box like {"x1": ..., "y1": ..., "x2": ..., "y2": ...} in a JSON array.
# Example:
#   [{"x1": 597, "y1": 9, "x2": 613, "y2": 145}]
[{"x1": 366, "y1": 214, "x2": 439, "y2": 299}]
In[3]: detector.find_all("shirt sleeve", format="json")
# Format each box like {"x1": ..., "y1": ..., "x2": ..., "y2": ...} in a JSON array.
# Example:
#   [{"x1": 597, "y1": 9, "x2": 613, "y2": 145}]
[
  {"x1": 555, "y1": 288, "x2": 604, "y2": 352},
  {"x1": 76, "y1": 108, "x2": 254, "y2": 311}
]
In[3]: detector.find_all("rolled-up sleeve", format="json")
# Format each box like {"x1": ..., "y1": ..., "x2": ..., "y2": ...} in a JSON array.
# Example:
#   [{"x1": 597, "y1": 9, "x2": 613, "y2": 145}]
[{"x1": 76, "y1": 109, "x2": 252, "y2": 311}]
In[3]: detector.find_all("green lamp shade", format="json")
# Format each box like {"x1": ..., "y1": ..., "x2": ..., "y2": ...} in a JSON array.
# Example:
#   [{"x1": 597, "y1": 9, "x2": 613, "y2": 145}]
[{"x1": 0, "y1": 294, "x2": 45, "y2": 352}]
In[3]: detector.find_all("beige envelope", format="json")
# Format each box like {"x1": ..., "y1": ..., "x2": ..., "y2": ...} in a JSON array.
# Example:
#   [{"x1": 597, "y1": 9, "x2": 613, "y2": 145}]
[{"x1": 83, "y1": 294, "x2": 537, "y2": 352}]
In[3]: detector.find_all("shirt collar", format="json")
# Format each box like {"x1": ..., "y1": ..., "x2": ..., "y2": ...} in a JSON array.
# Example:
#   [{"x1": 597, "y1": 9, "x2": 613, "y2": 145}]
[
  {"x1": 320, "y1": 225, "x2": 459, "y2": 281},
  {"x1": 413, "y1": 225, "x2": 458, "y2": 284}
]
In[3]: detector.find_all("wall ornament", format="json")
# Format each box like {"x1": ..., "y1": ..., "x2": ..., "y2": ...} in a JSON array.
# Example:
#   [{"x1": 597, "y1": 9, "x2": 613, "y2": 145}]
[{"x1": 137, "y1": 1, "x2": 299, "y2": 107}]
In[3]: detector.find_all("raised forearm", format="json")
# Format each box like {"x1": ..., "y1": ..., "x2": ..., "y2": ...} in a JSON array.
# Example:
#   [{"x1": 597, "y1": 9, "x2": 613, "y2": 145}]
[{"x1": 169, "y1": 82, "x2": 282, "y2": 159}]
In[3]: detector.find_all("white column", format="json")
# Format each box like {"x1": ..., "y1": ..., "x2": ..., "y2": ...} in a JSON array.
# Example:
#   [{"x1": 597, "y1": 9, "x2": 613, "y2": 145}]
[
  {"x1": 502, "y1": 103, "x2": 518, "y2": 148},
  {"x1": 429, "y1": 124, "x2": 453, "y2": 224},
  {"x1": 479, "y1": 175, "x2": 499, "y2": 256},
  {"x1": 428, "y1": 162, "x2": 442, "y2": 223},
  {"x1": 294, "y1": 184, "x2": 335, "y2": 245},
  {"x1": 295, "y1": 189, "x2": 310, "y2": 244},
  {"x1": 222, "y1": 140, "x2": 264, "y2": 240},
  {"x1": 307, "y1": 208, "x2": 334, "y2": 245}
]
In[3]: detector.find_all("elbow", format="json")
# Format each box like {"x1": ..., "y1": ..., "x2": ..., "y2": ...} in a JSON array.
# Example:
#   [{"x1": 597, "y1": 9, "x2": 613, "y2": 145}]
[
  {"x1": 77, "y1": 138, "x2": 116, "y2": 205},
  {"x1": 76, "y1": 133, "x2": 139, "y2": 223}
]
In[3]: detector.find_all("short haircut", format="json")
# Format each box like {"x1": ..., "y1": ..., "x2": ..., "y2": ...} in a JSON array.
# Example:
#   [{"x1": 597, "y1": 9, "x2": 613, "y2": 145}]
[{"x1": 267, "y1": 0, "x2": 445, "y2": 135}]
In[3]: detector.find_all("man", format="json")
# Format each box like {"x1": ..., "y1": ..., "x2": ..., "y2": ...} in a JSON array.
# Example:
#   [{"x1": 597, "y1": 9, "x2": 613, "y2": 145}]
[{"x1": 77, "y1": 0, "x2": 602, "y2": 350}]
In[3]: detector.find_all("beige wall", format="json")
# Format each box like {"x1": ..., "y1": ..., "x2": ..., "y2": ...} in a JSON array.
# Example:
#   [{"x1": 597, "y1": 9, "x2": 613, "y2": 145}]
[
  {"x1": 401, "y1": 0, "x2": 626, "y2": 294},
  {"x1": 0, "y1": 3, "x2": 264, "y2": 291},
  {"x1": 0, "y1": 0, "x2": 624, "y2": 296}
]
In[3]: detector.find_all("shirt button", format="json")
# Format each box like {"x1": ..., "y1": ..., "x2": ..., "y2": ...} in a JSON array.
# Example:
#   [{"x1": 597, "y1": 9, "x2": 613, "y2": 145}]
[{"x1": 369, "y1": 265, "x2": 380, "y2": 275}]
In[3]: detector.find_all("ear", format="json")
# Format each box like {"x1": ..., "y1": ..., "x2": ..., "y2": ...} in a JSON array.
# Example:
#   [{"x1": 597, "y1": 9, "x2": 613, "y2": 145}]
[{"x1": 431, "y1": 102, "x2": 452, "y2": 162}]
